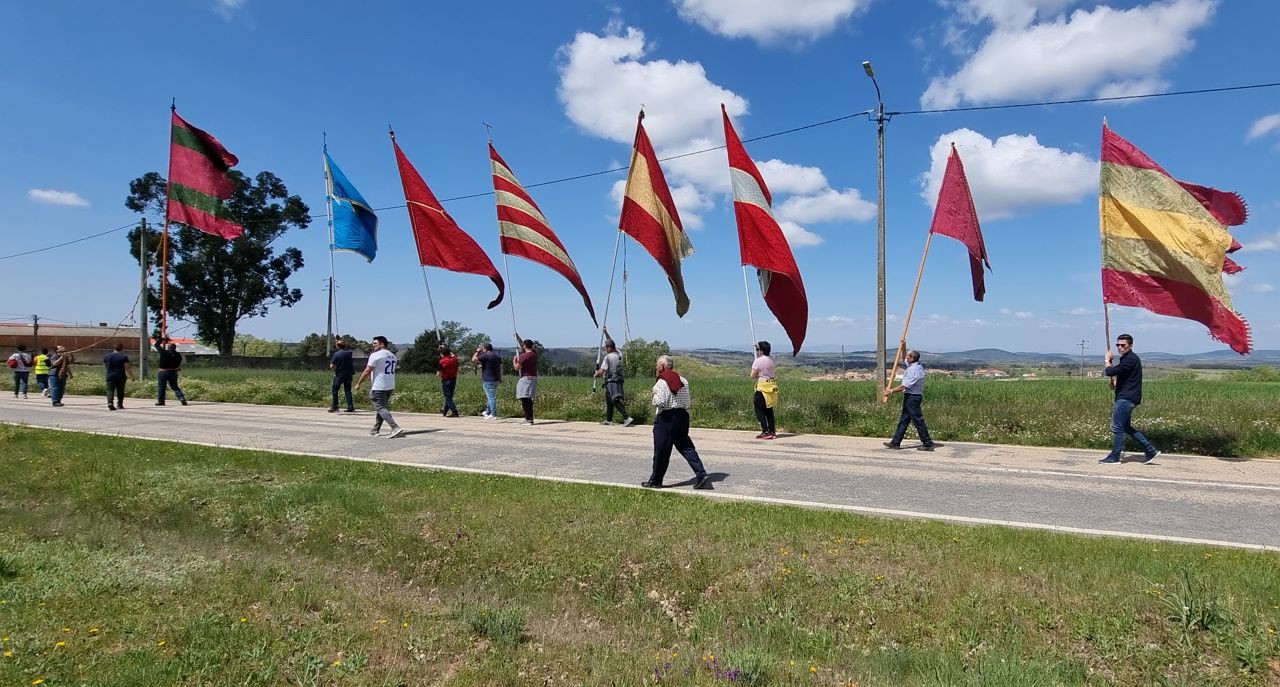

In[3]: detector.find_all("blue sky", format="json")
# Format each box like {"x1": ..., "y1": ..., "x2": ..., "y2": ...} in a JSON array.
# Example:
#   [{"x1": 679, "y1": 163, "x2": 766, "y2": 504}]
[{"x1": 3, "y1": 0, "x2": 1277, "y2": 355}]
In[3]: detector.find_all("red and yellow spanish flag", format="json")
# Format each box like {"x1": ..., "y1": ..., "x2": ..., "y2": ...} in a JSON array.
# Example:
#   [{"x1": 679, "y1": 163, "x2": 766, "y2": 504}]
[
  {"x1": 490, "y1": 142, "x2": 596, "y2": 325},
  {"x1": 618, "y1": 111, "x2": 695, "y2": 317},
  {"x1": 1100, "y1": 124, "x2": 1251, "y2": 354}
]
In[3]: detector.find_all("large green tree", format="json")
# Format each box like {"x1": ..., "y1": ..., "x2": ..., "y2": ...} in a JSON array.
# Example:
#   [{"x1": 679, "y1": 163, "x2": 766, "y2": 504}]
[
  {"x1": 399, "y1": 321, "x2": 490, "y2": 374},
  {"x1": 294, "y1": 333, "x2": 373, "y2": 357},
  {"x1": 126, "y1": 170, "x2": 310, "y2": 355}
]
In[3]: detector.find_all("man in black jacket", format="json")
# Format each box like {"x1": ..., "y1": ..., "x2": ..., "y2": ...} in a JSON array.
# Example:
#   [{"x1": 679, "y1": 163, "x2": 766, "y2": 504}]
[
  {"x1": 1100, "y1": 333, "x2": 1160, "y2": 464},
  {"x1": 155, "y1": 338, "x2": 188, "y2": 406}
]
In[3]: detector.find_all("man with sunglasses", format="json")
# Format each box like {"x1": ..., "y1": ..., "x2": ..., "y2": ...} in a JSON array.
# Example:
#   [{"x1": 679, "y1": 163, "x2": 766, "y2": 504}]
[{"x1": 1100, "y1": 334, "x2": 1160, "y2": 465}]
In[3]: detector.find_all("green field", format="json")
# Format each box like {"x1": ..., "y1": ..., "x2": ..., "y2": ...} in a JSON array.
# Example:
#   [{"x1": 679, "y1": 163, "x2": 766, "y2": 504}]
[
  {"x1": 11, "y1": 359, "x2": 1278, "y2": 457},
  {"x1": 1, "y1": 426, "x2": 1277, "y2": 686}
]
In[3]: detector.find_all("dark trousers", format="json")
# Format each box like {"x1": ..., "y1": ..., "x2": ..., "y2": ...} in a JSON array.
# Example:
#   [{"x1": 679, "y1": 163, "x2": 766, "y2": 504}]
[
  {"x1": 12, "y1": 371, "x2": 28, "y2": 395},
  {"x1": 35, "y1": 374, "x2": 49, "y2": 392},
  {"x1": 891, "y1": 393, "x2": 933, "y2": 446},
  {"x1": 106, "y1": 376, "x2": 126, "y2": 407},
  {"x1": 331, "y1": 375, "x2": 353, "y2": 411},
  {"x1": 753, "y1": 390, "x2": 775, "y2": 434},
  {"x1": 649, "y1": 408, "x2": 707, "y2": 485},
  {"x1": 441, "y1": 378, "x2": 458, "y2": 414},
  {"x1": 520, "y1": 397, "x2": 534, "y2": 422},
  {"x1": 605, "y1": 381, "x2": 628, "y2": 421},
  {"x1": 157, "y1": 370, "x2": 186, "y2": 404}
]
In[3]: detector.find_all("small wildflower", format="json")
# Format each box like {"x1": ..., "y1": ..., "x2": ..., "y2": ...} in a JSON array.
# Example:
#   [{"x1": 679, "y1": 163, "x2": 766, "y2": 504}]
[
  {"x1": 377, "y1": 618, "x2": 388, "y2": 625},
  {"x1": 810, "y1": 665, "x2": 818, "y2": 673},
  {"x1": 32, "y1": 680, "x2": 44, "y2": 685},
  {"x1": 54, "y1": 641, "x2": 65, "y2": 648},
  {"x1": 1, "y1": 636, "x2": 8, "y2": 642},
  {"x1": 4, "y1": 650, "x2": 12, "y2": 658},
  {"x1": 61, "y1": 627, "x2": 71, "y2": 633},
  {"x1": 332, "y1": 659, "x2": 342, "y2": 667},
  {"x1": 1203, "y1": 553, "x2": 1214, "y2": 559},
  {"x1": 402, "y1": 622, "x2": 409, "y2": 628},
  {"x1": 88, "y1": 628, "x2": 99, "y2": 635},
  {"x1": 1268, "y1": 627, "x2": 1276, "y2": 634},
  {"x1": 240, "y1": 617, "x2": 247, "y2": 623},
  {"x1": 790, "y1": 660, "x2": 796, "y2": 667},
  {"x1": 157, "y1": 640, "x2": 166, "y2": 647}
]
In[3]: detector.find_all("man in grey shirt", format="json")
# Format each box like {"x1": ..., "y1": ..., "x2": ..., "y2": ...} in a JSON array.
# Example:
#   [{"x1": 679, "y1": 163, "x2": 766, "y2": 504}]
[
  {"x1": 882, "y1": 349, "x2": 935, "y2": 451},
  {"x1": 592, "y1": 326, "x2": 633, "y2": 426}
]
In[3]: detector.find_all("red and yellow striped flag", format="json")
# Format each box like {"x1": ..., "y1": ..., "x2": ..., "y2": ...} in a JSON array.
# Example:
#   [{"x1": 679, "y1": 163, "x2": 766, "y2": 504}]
[
  {"x1": 1100, "y1": 124, "x2": 1250, "y2": 354},
  {"x1": 618, "y1": 111, "x2": 695, "y2": 317},
  {"x1": 490, "y1": 142, "x2": 596, "y2": 326}
]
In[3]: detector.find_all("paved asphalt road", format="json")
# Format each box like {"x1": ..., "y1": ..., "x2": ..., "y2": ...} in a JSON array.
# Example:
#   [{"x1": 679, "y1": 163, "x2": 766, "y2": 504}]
[{"x1": 3, "y1": 395, "x2": 1278, "y2": 551}]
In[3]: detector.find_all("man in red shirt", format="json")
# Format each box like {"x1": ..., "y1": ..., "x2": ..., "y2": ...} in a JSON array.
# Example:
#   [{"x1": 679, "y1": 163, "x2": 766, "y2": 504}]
[
  {"x1": 512, "y1": 333, "x2": 538, "y2": 426},
  {"x1": 437, "y1": 345, "x2": 460, "y2": 417}
]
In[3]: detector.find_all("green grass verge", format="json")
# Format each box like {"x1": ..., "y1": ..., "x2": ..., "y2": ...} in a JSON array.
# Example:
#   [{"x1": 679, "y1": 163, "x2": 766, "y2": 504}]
[
  {"x1": 1, "y1": 427, "x2": 1278, "y2": 685},
  {"x1": 10, "y1": 362, "x2": 1278, "y2": 457}
]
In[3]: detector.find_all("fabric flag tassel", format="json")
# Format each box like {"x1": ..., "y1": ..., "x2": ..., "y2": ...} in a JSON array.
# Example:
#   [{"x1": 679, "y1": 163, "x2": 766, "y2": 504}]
[
  {"x1": 325, "y1": 151, "x2": 378, "y2": 262},
  {"x1": 929, "y1": 143, "x2": 991, "y2": 301},
  {"x1": 489, "y1": 143, "x2": 597, "y2": 325},
  {"x1": 618, "y1": 111, "x2": 695, "y2": 317},
  {"x1": 1099, "y1": 124, "x2": 1251, "y2": 354},
  {"x1": 721, "y1": 105, "x2": 808, "y2": 355},
  {"x1": 167, "y1": 110, "x2": 244, "y2": 239},
  {"x1": 391, "y1": 133, "x2": 504, "y2": 309}
]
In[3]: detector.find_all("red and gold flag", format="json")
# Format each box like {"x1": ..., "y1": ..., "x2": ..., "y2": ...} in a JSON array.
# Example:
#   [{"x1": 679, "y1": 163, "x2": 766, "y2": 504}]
[
  {"x1": 392, "y1": 133, "x2": 504, "y2": 309},
  {"x1": 618, "y1": 111, "x2": 694, "y2": 317},
  {"x1": 490, "y1": 143, "x2": 596, "y2": 325},
  {"x1": 1100, "y1": 124, "x2": 1250, "y2": 353},
  {"x1": 722, "y1": 105, "x2": 807, "y2": 355}
]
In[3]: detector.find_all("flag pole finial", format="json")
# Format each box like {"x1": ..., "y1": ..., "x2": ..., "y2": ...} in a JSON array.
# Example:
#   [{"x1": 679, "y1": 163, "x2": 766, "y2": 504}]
[
  {"x1": 483, "y1": 122, "x2": 494, "y2": 143},
  {"x1": 170, "y1": 98, "x2": 175, "y2": 112},
  {"x1": 388, "y1": 124, "x2": 396, "y2": 140}
]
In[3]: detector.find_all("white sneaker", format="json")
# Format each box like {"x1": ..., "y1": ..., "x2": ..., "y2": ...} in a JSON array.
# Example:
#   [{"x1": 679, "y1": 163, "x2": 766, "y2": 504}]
[
  {"x1": 519, "y1": 420, "x2": 534, "y2": 426},
  {"x1": 601, "y1": 420, "x2": 614, "y2": 426},
  {"x1": 623, "y1": 417, "x2": 635, "y2": 427},
  {"x1": 485, "y1": 414, "x2": 499, "y2": 421},
  {"x1": 387, "y1": 427, "x2": 405, "y2": 439},
  {"x1": 368, "y1": 428, "x2": 381, "y2": 436},
  {"x1": 481, "y1": 410, "x2": 491, "y2": 418}
]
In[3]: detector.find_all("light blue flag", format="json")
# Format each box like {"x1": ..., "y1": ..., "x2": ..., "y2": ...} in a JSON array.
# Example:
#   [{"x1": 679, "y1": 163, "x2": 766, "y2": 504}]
[{"x1": 325, "y1": 150, "x2": 378, "y2": 262}]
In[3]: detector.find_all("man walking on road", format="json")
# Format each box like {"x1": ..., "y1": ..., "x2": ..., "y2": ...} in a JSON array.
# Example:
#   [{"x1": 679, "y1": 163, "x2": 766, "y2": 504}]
[
  {"x1": 328, "y1": 340, "x2": 355, "y2": 413},
  {"x1": 593, "y1": 327, "x2": 633, "y2": 426},
  {"x1": 472, "y1": 342, "x2": 502, "y2": 420},
  {"x1": 102, "y1": 343, "x2": 133, "y2": 411},
  {"x1": 512, "y1": 333, "x2": 538, "y2": 426},
  {"x1": 1100, "y1": 333, "x2": 1160, "y2": 465},
  {"x1": 8, "y1": 344, "x2": 33, "y2": 398},
  {"x1": 883, "y1": 349, "x2": 935, "y2": 451},
  {"x1": 48, "y1": 346, "x2": 73, "y2": 407},
  {"x1": 438, "y1": 345, "x2": 460, "y2": 417},
  {"x1": 642, "y1": 355, "x2": 711, "y2": 490},
  {"x1": 155, "y1": 337, "x2": 188, "y2": 406},
  {"x1": 354, "y1": 336, "x2": 403, "y2": 438}
]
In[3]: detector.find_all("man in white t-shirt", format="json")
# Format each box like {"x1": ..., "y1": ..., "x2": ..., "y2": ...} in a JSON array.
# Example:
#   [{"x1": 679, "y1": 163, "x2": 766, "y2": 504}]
[
  {"x1": 749, "y1": 340, "x2": 778, "y2": 440},
  {"x1": 354, "y1": 335, "x2": 403, "y2": 438}
]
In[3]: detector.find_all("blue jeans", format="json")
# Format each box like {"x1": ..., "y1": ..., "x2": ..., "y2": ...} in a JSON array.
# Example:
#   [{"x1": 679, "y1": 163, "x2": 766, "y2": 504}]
[
  {"x1": 482, "y1": 380, "x2": 499, "y2": 416},
  {"x1": 49, "y1": 375, "x2": 66, "y2": 404},
  {"x1": 1108, "y1": 399, "x2": 1156, "y2": 458},
  {"x1": 441, "y1": 378, "x2": 458, "y2": 414},
  {"x1": 158, "y1": 370, "x2": 187, "y2": 404},
  {"x1": 12, "y1": 371, "x2": 29, "y2": 396}
]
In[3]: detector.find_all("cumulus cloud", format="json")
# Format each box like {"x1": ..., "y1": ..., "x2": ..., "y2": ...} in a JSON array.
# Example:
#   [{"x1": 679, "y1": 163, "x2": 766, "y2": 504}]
[
  {"x1": 28, "y1": 189, "x2": 89, "y2": 207},
  {"x1": 559, "y1": 24, "x2": 874, "y2": 245},
  {"x1": 1000, "y1": 308, "x2": 1035, "y2": 319},
  {"x1": 1247, "y1": 283, "x2": 1276, "y2": 294},
  {"x1": 214, "y1": 0, "x2": 245, "y2": 18},
  {"x1": 1061, "y1": 306, "x2": 1095, "y2": 316},
  {"x1": 672, "y1": 0, "x2": 871, "y2": 44},
  {"x1": 920, "y1": 128, "x2": 1097, "y2": 218},
  {"x1": 1247, "y1": 113, "x2": 1280, "y2": 141},
  {"x1": 922, "y1": 0, "x2": 1216, "y2": 108},
  {"x1": 1240, "y1": 230, "x2": 1280, "y2": 252}
]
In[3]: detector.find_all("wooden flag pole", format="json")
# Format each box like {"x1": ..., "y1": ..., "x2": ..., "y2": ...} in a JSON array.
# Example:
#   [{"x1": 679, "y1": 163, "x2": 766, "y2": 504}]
[
  {"x1": 593, "y1": 229, "x2": 624, "y2": 393},
  {"x1": 884, "y1": 231, "x2": 934, "y2": 403}
]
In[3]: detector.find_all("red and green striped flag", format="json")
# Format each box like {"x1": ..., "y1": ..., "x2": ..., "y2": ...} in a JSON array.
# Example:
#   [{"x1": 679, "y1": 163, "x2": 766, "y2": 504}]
[
  {"x1": 1100, "y1": 124, "x2": 1251, "y2": 354},
  {"x1": 167, "y1": 110, "x2": 244, "y2": 239}
]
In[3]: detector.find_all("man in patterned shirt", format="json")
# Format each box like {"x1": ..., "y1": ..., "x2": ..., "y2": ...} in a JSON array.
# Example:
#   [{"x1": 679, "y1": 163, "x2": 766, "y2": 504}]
[{"x1": 642, "y1": 355, "x2": 711, "y2": 490}]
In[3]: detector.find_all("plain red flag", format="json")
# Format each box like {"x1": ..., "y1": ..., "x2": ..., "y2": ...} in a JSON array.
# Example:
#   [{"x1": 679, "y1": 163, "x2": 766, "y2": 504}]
[
  {"x1": 929, "y1": 143, "x2": 991, "y2": 301},
  {"x1": 391, "y1": 134, "x2": 504, "y2": 309},
  {"x1": 722, "y1": 105, "x2": 808, "y2": 355}
]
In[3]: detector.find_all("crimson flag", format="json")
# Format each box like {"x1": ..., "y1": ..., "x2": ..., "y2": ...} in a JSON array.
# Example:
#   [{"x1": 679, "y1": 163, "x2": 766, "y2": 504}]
[
  {"x1": 929, "y1": 143, "x2": 991, "y2": 301},
  {"x1": 722, "y1": 105, "x2": 808, "y2": 355},
  {"x1": 391, "y1": 133, "x2": 504, "y2": 309}
]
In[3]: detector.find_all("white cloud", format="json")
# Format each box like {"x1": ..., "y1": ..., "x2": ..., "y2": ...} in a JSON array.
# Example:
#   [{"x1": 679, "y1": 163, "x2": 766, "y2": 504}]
[
  {"x1": 776, "y1": 188, "x2": 876, "y2": 224},
  {"x1": 920, "y1": 128, "x2": 1097, "y2": 219},
  {"x1": 28, "y1": 189, "x2": 89, "y2": 207},
  {"x1": 1247, "y1": 113, "x2": 1280, "y2": 141},
  {"x1": 214, "y1": 0, "x2": 245, "y2": 19},
  {"x1": 1061, "y1": 306, "x2": 1095, "y2": 316},
  {"x1": 778, "y1": 220, "x2": 824, "y2": 247},
  {"x1": 822, "y1": 315, "x2": 855, "y2": 324},
  {"x1": 1000, "y1": 308, "x2": 1035, "y2": 319},
  {"x1": 1248, "y1": 283, "x2": 1276, "y2": 294},
  {"x1": 1094, "y1": 77, "x2": 1169, "y2": 101},
  {"x1": 954, "y1": 0, "x2": 1082, "y2": 28},
  {"x1": 922, "y1": 0, "x2": 1216, "y2": 108},
  {"x1": 672, "y1": 0, "x2": 871, "y2": 44},
  {"x1": 1240, "y1": 230, "x2": 1280, "y2": 252},
  {"x1": 559, "y1": 24, "x2": 873, "y2": 247}
]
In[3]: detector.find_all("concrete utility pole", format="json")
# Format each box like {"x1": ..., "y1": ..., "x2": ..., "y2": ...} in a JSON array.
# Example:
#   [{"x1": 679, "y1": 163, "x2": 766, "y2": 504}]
[
  {"x1": 31, "y1": 314, "x2": 39, "y2": 350},
  {"x1": 863, "y1": 60, "x2": 888, "y2": 391},
  {"x1": 138, "y1": 217, "x2": 149, "y2": 381},
  {"x1": 1078, "y1": 339, "x2": 1088, "y2": 380}
]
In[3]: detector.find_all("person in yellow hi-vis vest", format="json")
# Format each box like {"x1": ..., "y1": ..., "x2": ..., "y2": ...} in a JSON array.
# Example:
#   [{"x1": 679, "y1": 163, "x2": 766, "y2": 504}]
[
  {"x1": 33, "y1": 348, "x2": 51, "y2": 397},
  {"x1": 750, "y1": 341, "x2": 778, "y2": 440}
]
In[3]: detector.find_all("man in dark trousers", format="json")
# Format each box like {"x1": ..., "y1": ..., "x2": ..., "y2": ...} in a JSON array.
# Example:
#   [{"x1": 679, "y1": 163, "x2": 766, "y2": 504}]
[
  {"x1": 592, "y1": 326, "x2": 633, "y2": 426},
  {"x1": 102, "y1": 343, "x2": 132, "y2": 411},
  {"x1": 1100, "y1": 333, "x2": 1161, "y2": 465},
  {"x1": 642, "y1": 355, "x2": 711, "y2": 490},
  {"x1": 328, "y1": 340, "x2": 355, "y2": 413},
  {"x1": 155, "y1": 337, "x2": 188, "y2": 406},
  {"x1": 882, "y1": 349, "x2": 935, "y2": 451},
  {"x1": 437, "y1": 345, "x2": 459, "y2": 417}
]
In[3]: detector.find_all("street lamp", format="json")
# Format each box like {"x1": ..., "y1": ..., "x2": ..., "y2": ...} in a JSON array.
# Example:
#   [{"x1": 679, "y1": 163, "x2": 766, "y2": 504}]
[{"x1": 863, "y1": 60, "x2": 887, "y2": 391}]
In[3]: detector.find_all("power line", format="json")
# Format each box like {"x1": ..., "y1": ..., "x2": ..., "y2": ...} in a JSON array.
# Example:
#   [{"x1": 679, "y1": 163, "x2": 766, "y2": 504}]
[{"x1": 6, "y1": 80, "x2": 1277, "y2": 262}]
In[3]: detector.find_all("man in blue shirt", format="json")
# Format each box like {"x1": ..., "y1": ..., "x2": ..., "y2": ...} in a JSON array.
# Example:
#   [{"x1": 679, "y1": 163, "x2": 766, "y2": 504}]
[
  {"x1": 1099, "y1": 333, "x2": 1160, "y2": 465},
  {"x1": 472, "y1": 343, "x2": 503, "y2": 420},
  {"x1": 102, "y1": 343, "x2": 133, "y2": 411},
  {"x1": 328, "y1": 340, "x2": 355, "y2": 413},
  {"x1": 882, "y1": 349, "x2": 935, "y2": 451}
]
